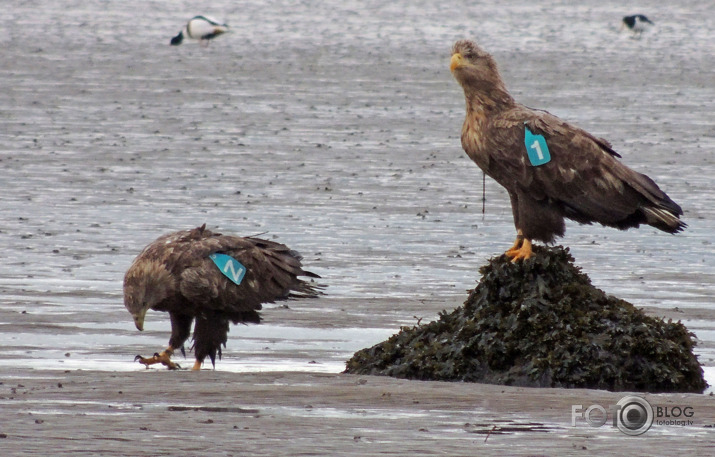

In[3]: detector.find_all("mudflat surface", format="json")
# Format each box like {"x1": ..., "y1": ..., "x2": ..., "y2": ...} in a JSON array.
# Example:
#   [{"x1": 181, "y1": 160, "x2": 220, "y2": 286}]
[
  {"x1": 1, "y1": 0, "x2": 714, "y2": 455},
  {"x1": 2, "y1": 370, "x2": 715, "y2": 456}
]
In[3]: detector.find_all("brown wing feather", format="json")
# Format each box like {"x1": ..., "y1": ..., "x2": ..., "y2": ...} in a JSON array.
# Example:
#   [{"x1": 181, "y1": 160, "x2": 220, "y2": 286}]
[
  {"x1": 486, "y1": 107, "x2": 684, "y2": 231},
  {"x1": 173, "y1": 230, "x2": 321, "y2": 315}
]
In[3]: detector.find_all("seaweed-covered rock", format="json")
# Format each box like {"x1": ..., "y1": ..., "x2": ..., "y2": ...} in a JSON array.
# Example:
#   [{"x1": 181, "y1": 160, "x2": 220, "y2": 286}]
[{"x1": 345, "y1": 246, "x2": 707, "y2": 393}]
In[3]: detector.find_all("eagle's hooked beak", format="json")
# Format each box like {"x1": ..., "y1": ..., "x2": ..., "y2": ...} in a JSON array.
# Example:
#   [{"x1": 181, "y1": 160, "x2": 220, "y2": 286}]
[
  {"x1": 133, "y1": 308, "x2": 147, "y2": 331},
  {"x1": 450, "y1": 53, "x2": 465, "y2": 72}
]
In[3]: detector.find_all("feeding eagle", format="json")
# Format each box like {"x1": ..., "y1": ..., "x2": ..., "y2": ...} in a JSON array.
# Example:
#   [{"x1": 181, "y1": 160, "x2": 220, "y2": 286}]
[
  {"x1": 123, "y1": 225, "x2": 321, "y2": 370},
  {"x1": 450, "y1": 40, "x2": 685, "y2": 261}
]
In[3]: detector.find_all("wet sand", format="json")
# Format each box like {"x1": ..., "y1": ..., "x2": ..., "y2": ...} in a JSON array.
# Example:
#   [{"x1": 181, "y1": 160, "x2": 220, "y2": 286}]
[
  {"x1": 1, "y1": 0, "x2": 714, "y2": 455},
  {"x1": 2, "y1": 370, "x2": 714, "y2": 456}
]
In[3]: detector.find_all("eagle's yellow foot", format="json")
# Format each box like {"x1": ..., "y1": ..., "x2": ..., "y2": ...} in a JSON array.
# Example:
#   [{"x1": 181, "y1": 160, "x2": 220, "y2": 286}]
[
  {"x1": 505, "y1": 238, "x2": 533, "y2": 262},
  {"x1": 191, "y1": 360, "x2": 203, "y2": 371},
  {"x1": 505, "y1": 236, "x2": 524, "y2": 258},
  {"x1": 134, "y1": 347, "x2": 182, "y2": 370}
]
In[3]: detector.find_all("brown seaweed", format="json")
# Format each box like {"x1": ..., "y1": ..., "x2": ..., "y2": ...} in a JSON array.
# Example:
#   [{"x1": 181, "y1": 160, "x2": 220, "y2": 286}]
[{"x1": 345, "y1": 246, "x2": 707, "y2": 393}]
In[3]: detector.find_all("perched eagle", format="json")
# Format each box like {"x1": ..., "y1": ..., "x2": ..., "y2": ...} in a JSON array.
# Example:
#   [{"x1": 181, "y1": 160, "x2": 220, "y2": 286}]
[
  {"x1": 123, "y1": 225, "x2": 321, "y2": 370},
  {"x1": 450, "y1": 40, "x2": 685, "y2": 261},
  {"x1": 170, "y1": 16, "x2": 229, "y2": 46}
]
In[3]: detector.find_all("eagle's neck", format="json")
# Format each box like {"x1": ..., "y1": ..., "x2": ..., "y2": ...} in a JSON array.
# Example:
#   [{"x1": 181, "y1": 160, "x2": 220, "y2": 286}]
[
  {"x1": 464, "y1": 84, "x2": 514, "y2": 115},
  {"x1": 461, "y1": 86, "x2": 513, "y2": 173},
  {"x1": 461, "y1": 105, "x2": 489, "y2": 172}
]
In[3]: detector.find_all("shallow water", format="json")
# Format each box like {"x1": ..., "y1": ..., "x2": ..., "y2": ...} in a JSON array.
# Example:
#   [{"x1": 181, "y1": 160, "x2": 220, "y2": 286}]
[{"x1": 1, "y1": 0, "x2": 713, "y2": 396}]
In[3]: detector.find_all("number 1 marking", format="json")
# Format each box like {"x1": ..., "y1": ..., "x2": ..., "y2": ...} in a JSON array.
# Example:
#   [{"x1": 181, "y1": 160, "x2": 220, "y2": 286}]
[{"x1": 530, "y1": 140, "x2": 544, "y2": 160}]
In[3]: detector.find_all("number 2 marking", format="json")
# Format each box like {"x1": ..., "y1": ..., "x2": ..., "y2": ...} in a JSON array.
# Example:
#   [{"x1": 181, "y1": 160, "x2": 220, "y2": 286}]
[{"x1": 530, "y1": 140, "x2": 544, "y2": 160}]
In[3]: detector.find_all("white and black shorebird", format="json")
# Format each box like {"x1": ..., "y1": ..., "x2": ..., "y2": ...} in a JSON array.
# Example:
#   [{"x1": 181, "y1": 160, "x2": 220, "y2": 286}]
[
  {"x1": 170, "y1": 16, "x2": 229, "y2": 46},
  {"x1": 621, "y1": 15, "x2": 654, "y2": 36}
]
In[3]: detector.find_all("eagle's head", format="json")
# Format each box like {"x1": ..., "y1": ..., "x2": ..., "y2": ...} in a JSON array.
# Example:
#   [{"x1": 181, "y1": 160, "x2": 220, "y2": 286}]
[
  {"x1": 450, "y1": 40, "x2": 512, "y2": 107},
  {"x1": 450, "y1": 40, "x2": 493, "y2": 70},
  {"x1": 123, "y1": 260, "x2": 173, "y2": 331}
]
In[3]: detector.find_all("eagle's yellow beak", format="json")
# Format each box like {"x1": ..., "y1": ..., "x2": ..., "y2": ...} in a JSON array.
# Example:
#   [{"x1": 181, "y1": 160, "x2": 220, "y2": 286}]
[
  {"x1": 132, "y1": 308, "x2": 147, "y2": 331},
  {"x1": 450, "y1": 53, "x2": 465, "y2": 72}
]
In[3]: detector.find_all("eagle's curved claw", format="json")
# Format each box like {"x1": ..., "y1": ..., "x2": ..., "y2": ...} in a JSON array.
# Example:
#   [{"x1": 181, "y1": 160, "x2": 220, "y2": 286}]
[
  {"x1": 505, "y1": 237, "x2": 533, "y2": 262},
  {"x1": 133, "y1": 348, "x2": 180, "y2": 370}
]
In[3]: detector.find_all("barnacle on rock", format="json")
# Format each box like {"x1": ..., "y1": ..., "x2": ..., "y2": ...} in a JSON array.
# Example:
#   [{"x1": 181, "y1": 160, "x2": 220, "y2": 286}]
[{"x1": 345, "y1": 246, "x2": 706, "y2": 393}]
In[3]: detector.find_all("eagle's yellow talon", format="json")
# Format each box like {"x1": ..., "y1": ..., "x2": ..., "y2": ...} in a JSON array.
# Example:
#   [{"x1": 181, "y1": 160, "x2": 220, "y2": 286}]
[
  {"x1": 505, "y1": 238, "x2": 533, "y2": 262},
  {"x1": 505, "y1": 235, "x2": 524, "y2": 258},
  {"x1": 134, "y1": 347, "x2": 180, "y2": 369}
]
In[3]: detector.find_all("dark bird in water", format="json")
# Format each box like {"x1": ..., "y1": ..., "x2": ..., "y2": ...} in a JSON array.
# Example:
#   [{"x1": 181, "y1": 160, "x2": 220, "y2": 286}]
[
  {"x1": 124, "y1": 225, "x2": 321, "y2": 370},
  {"x1": 170, "y1": 16, "x2": 229, "y2": 46},
  {"x1": 449, "y1": 40, "x2": 685, "y2": 261},
  {"x1": 622, "y1": 15, "x2": 654, "y2": 36}
]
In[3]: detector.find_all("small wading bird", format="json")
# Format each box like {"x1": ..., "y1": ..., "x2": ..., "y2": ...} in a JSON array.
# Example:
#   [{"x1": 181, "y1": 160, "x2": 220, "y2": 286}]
[
  {"x1": 170, "y1": 16, "x2": 229, "y2": 46},
  {"x1": 621, "y1": 15, "x2": 654, "y2": 36},
  {"x1": 449, "y1": 40, "x2": 685, "y2": 261},
  {"x1": 124, "y1": 225, "x2": 321, "y2": 370}
]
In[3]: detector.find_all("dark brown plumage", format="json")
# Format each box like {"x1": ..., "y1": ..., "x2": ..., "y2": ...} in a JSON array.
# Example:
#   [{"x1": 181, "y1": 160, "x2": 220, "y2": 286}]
[
  {"x1": 123, "y1": 224, "x2": 321, "y2": 370},
  {"x1": 450, "y1": 40, "x2": 685, "y2": 261}
]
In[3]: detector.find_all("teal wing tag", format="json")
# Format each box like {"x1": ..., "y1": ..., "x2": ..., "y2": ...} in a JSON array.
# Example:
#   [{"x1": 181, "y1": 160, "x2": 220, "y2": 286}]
[
  {"x1": 209, "y1": 253, "x2": 246, "y2": 286},
  {"x1": 524, "y1": 124, "x2": 551, "y2": 166}
]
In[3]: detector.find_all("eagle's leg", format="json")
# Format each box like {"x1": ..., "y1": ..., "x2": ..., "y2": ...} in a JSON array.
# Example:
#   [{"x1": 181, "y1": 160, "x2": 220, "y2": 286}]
[
  {"x1": 191, "y1": 314, "x2": 227, "y2": 371},
  {"x1": 504, "y1": 231, "x2": 533, "y2": 261},
  {"x1": 134, "y1": 346, "x2": 182, "y2": 370},
  {"x1": 505, "y1": 231, "x2": 525, "y2": 257},
  {"x1": 507, "y1": 238, "x2": 533, "y2": 262}
]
